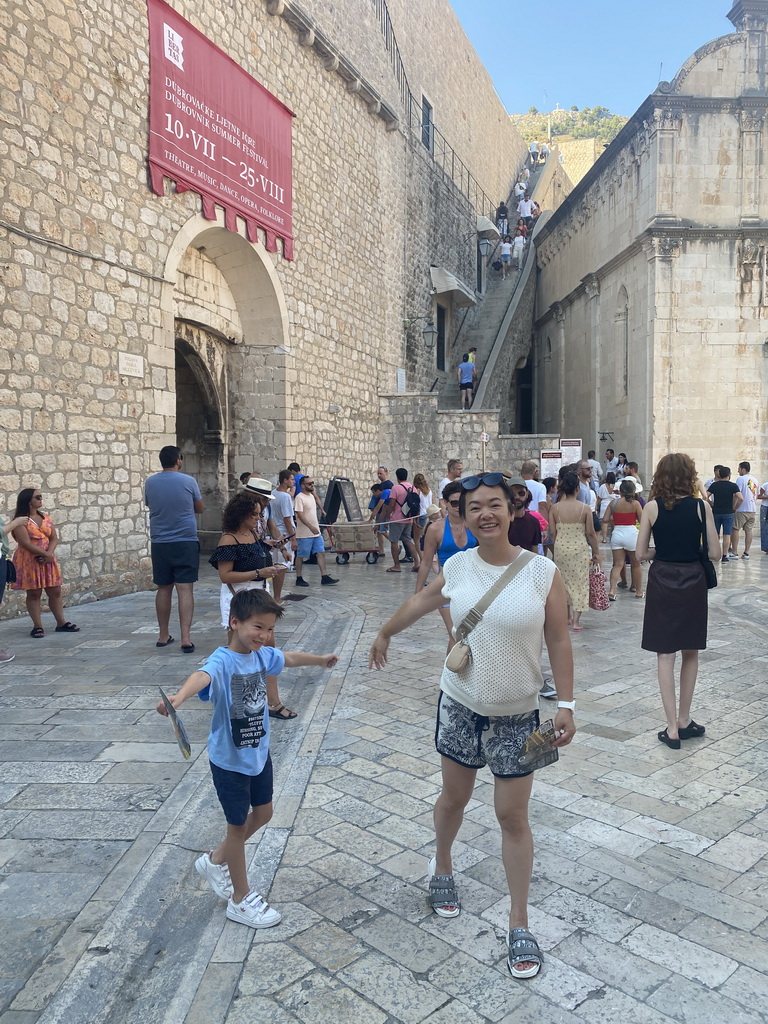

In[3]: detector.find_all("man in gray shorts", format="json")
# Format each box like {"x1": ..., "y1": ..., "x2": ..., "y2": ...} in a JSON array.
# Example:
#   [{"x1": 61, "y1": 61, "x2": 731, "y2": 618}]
[
  {"x1": 145, "y1": 445, "x2": 203, "y2": 653},
  {"x1": 385, "y1": 468, "x2": 422, "y2": 573}
]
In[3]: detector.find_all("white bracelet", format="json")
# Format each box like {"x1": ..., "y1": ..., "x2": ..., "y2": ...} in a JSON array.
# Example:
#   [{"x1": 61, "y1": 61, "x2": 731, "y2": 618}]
[{"x1": 556, "y1": 700, "x2": 576, "y2": 711}]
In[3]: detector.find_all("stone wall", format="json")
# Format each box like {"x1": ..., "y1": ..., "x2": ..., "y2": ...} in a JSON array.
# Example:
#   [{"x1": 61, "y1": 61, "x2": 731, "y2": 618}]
[
  {"x1": 0, "y1": 0, "x2": 529, "y2": 614},
  {"x1": 378, "y1": 393, "x2": 557, "y2": 488},
  {"x1": 557, "y1": 138, "x2": 602, "y2": 185}
]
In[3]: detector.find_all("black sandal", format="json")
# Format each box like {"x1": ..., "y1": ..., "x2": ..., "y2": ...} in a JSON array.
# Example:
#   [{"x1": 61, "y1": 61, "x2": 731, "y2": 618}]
[
  {"x1": 268, "y1": 703, "x2": 297, "y2": 720},
  {"x1": 30, "y1": 627, "x2": 45, "y2": 638},
  {"x1": 658, "y1": 728, "x2": 681, "y2": 750},
  {"x1": 678, "y1": 720, "x2": 705, "y2": 740},
  {"x1": 54, "y1": 622, "x2": 80, "y2": 632},
  {"x1": 507, "y1": 928, "x2": 543, "y2": 978}
]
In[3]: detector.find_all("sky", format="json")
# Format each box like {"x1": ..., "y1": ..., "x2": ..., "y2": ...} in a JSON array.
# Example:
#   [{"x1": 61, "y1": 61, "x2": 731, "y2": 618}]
[{"x1": 448, "y1": 0, "x2": 735, "y2": 116}]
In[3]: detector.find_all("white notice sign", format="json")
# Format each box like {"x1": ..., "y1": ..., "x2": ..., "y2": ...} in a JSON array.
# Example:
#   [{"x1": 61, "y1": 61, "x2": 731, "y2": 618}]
[
  {"x1": 119, "y1": 352, "x2": 145, "y2": 378},
  {"x1": 396, "y1": 368, "x2": 406, "y2": 393},
  {"x1": 559, "y1": 438, "x2": 582, "y2": 465},
  {"x1": 541, "y1": 450, "x2": 562, "y2": 478}
]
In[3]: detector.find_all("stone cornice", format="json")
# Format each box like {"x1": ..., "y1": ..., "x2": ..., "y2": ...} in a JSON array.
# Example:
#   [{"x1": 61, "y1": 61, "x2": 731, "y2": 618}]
[
  {"x1": 265, "y1": 0, "x2": 400, "y2": 130},
  {"x1": 536, "y1": 96, "x2": 768, "y2": 265},
  {"x1": 535, "y1": 225, "x2": 768, "y2": 328}
]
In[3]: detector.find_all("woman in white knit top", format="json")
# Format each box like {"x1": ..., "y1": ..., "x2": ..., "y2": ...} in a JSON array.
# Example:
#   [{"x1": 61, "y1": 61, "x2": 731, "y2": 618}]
[{"x1": 370, "y1": 474, "x2": 574, "y2": 980}]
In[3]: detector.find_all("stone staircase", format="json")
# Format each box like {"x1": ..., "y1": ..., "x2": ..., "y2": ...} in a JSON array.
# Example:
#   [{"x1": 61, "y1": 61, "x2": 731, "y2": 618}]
[{"x1": 438, "y1": 164, "x2": 543, "y2": 412}]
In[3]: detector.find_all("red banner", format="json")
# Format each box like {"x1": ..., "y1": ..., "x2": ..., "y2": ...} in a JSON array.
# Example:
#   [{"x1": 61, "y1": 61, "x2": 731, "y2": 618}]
[{"x1": 147, "y1": 0, "x2": 294, "y2": 258}]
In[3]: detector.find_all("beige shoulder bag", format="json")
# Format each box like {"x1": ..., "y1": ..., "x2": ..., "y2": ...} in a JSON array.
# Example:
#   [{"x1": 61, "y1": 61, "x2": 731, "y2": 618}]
[{"x1": 444, "y1": 550, "x2": 536, "y2": 673}]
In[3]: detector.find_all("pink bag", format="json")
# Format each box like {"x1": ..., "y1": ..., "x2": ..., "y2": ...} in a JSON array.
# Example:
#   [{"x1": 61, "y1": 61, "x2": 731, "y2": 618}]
[{"x1": 588, "y1": 566, "x2": 609, "y2": 611}]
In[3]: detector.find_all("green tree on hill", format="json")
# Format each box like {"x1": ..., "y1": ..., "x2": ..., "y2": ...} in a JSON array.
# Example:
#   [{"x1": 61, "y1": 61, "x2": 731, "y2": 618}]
[{"x1": 510, "y1": 104, "x2": 628, "y2": 145}]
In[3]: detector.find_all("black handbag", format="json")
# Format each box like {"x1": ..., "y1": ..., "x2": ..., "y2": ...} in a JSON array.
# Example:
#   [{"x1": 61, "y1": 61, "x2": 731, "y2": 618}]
[
  {"x1": 3, "y1": 558, "x2": 16, "y2": 585},
  {"x1": 697, "y1": 500, "x2": 717, "y2": 590}
]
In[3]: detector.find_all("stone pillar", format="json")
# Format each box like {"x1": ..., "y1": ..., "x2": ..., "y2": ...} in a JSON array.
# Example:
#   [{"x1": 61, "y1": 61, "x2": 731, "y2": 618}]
[
  {"x1": 583, "y1": 274, "x2": 600, "y2": 455},
  {"x1": 552, "y1": 302, "x2": 566, "y2": 435},
  {"x1": 645, "y1": 110, "x2": 682, "y2": 223},
  {"x1": 740, "y1": 110, "x2": 764, "y2": 226},
  {"x1": 645, "y1": 237, "x2": 681, "y2": 462}
]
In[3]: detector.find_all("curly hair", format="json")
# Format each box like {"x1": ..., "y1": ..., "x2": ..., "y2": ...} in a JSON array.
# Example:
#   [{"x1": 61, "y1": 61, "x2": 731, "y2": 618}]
[
  {"x1": 221, "y1": 492, "x2": 260, "y2": 533},
  {"x1": 648, "y1": 453, "x2": 698, "y2": 510}
]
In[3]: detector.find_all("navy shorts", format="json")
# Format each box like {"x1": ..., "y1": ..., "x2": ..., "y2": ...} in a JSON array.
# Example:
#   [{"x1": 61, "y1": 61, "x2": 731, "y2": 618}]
[
  {"x1": 209, "y1": 756, "x2": 273, "y2": 826},
  {"x1": 713, "y1": 513, "x2": 734, "y2": 537},
  {"x1": 151, "y1": 541, "x2": 200, "y2": 586}
]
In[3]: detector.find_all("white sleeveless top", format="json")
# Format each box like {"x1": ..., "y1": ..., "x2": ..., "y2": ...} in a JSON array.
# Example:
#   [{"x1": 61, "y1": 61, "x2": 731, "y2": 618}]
[{"x1": 440, "y1": 549, "x2": 557, "y2": 717}]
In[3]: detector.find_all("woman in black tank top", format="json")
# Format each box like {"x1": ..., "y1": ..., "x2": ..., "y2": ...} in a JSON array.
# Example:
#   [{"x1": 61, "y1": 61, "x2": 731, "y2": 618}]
[{"x1": 636, "y1": 454, "x2": 720, "y2": 749}]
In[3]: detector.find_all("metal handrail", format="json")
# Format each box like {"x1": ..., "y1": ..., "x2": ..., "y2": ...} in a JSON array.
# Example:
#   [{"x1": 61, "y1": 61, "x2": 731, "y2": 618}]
[{"x1": 371, "y1": 0, "x2": 496, "y2": 219}]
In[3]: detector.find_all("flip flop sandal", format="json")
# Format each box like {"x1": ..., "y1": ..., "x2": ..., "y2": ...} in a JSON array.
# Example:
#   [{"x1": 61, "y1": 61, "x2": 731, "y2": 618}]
[
  {"x1": 54, "y1": 622, "x2": 80, "y2": 632},
  {"x1": 181, "y1": 643, "x2": 195, "y2": 654},
  {"x1": 385, "y1": 567, "x2": 401, "y2": 573},
  {"x1": 426, "y1": 857, "x2": 460, "y2": 918},
  {"x1": 156, "y1": 636, "x2": 175, "y2": 648},
  {"x1": 268, "y1": 703, "x2": 298, "y2": 720},
  {"x1": 507, "y1": 928, "x2": 543, "y2": 979}
]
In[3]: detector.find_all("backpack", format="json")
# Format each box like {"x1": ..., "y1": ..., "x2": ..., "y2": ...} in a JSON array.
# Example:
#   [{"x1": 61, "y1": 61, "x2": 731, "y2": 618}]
[{"x1": 398, "y1": 483, "x2": 421, "y2": 519}]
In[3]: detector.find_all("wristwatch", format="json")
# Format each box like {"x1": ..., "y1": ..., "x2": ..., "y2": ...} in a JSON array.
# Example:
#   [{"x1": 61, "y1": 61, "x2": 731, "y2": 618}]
[{"x1": 556, "y1": 700, "x2": 576, "y2": 711}]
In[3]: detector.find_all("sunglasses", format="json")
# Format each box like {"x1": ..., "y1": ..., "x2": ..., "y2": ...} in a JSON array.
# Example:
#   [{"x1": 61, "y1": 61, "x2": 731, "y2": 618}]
[
  {"x1": 460, "y1": 473, "x2": 505, "y2": 491},
  {"x1": 448, "y1": 499, "x2": 461, "y2": 508}
]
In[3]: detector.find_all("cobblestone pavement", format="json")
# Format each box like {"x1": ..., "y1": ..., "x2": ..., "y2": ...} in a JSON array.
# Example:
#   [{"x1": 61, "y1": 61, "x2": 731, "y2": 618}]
[{"x1": 1, "y1": 551, "x2": 768, "y2": 1024}]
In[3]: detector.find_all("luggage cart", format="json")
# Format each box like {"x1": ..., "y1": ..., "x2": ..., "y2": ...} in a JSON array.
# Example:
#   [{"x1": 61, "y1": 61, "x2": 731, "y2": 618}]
[{"x1": 327, "y1": 521, "x2": 382, "y2": 564}]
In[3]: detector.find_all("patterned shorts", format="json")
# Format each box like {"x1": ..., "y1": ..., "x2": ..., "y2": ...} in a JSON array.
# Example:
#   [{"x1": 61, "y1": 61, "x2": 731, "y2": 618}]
[{"x1": 435, "y1": 692, "x2": 539, "y2": 778}]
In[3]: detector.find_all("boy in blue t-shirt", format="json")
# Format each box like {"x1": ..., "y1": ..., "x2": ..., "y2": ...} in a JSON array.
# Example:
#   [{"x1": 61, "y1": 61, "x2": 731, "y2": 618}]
[{"x1": 156, "y1": 588, "x2": 338, "y2": 929}]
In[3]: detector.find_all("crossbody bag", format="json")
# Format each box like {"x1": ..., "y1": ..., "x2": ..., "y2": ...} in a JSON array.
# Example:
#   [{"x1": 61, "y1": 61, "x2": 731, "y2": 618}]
[{"x1": 444, "y1": 550, "x2": 536, "y2": 673}]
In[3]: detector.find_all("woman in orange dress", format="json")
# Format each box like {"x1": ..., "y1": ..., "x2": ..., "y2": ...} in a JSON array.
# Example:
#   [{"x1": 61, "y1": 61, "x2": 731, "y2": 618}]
[{"x1": 12, "y1": 488, "x2": 79, "y2": 638}]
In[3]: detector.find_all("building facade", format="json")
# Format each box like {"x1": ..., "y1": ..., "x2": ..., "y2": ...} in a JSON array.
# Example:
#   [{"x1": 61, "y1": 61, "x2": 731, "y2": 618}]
[
  {"x1": 0, "y1": 0, "x2": 529, "y2": 610},
  {"x1": 533, "y1": 0, "x2": 768, "y2": 476}
]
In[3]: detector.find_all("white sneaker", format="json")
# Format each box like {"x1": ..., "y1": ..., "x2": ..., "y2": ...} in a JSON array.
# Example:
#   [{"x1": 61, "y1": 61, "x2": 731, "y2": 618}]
[
  {"x1": 0, "y1": 650, "x2": 15, "y2": 664},
  {"x1": 195, "y1": 852, "x2": 233, "y2": 900},
  {"x1": 226, "y1": 890, "x2": 281, "y2": 929}
]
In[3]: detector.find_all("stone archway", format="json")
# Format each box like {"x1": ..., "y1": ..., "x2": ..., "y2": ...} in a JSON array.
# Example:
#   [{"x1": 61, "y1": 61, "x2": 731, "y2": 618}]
[
  {"x1": 160, "y1": 212, "x2": 293, "y2": 512},
  {"x1": 175, "y1": 328, "x2": 228, "y2": 536}
]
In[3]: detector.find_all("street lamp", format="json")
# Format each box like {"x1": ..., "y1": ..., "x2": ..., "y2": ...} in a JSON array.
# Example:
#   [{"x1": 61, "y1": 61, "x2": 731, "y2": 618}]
[
  {"x1": 478, "y1": 237, "x2": 493, "y2": 258},
  {"x1": 403, "y1": 315, "x2": 438, "y2": 348}
]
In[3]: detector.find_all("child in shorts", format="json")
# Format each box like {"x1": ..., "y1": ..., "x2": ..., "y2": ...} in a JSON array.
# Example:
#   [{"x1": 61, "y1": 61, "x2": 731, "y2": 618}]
[{"x1": 156, "y1": 588, "x2": 338, "y2": 929}]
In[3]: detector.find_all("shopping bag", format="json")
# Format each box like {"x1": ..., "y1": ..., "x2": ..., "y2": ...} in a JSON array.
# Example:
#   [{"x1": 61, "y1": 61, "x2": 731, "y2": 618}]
[{"x1": 588, "y1": 566, "x2": 609, "y2": 611}]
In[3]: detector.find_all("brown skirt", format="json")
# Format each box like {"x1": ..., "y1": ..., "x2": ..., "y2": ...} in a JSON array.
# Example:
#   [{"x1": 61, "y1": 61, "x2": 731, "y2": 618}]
[{"x1": 641, "y1": 560, "x2": 708, "y2": 653}]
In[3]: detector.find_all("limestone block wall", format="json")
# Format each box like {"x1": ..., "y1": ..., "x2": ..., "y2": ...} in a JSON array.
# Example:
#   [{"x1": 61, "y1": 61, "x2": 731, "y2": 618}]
[
  {"x1": 557, "y1": 139, "x2": 602, "y2": 185},
  {"x1": 0, "y1": 0, "x2": 530, "y2": 612},
  {"x1": 378, "y1": 393, "x2": 556, "y2": 488}
]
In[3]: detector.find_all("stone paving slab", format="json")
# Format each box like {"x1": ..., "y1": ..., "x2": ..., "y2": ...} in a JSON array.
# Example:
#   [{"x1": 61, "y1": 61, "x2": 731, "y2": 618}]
[{"x1": 1, "y1": 558, "x2": 768, "y2": 1021}]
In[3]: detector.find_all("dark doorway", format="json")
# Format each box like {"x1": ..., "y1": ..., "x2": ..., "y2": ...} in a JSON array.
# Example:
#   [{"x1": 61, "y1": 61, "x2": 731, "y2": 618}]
[
  {"x1": 175, "y1": 336, "x2": 228, "y2": 536},
  {"x1": 436, "y1": 304, "x2": 446, "y2": 371},
  {"x1": 421, "y1": 97, "x2": 434, "y2": 152},
  {"x1": 514, "y1": 359, "x2": 533, "y2": 433}
]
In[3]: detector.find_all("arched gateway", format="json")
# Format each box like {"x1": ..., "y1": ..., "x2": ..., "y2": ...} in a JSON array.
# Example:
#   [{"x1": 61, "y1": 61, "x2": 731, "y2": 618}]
[{"x1": 160, "y1": 212, "x2": 292, "y2": 542}]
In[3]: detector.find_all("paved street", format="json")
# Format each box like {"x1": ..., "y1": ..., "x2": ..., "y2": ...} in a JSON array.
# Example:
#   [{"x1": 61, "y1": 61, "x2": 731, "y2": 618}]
[{"x1": 1, "y1": 551, "x2": 768, "y2": 1024}]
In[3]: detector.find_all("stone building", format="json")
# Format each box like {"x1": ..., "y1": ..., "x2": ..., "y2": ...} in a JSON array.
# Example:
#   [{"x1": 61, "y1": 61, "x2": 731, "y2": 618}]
[
  {"x1": 532, "y1": 0, "x2": 768, "y2": 476},
  {"x1": 0, "y1": 0, "x2": 530, "y2": 610}
]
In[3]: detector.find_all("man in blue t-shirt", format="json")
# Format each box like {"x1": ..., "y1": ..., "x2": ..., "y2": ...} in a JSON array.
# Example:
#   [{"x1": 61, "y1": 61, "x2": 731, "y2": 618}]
[
  {"x1": 144, "y1": 445, "x2": 203, "y2": 653},
  {"x1": 457, "y1": 354, "x2": 476, "y2": 410},
  {"x1": 157, "y1": 588, "x2": 338, "y2": 931}
]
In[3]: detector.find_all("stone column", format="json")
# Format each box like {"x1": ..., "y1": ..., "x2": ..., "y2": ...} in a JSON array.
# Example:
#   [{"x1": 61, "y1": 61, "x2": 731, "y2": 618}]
[
  {"x1": 583, "y1": 274, "x2": 600, "y2": 455},
  {"x1": 644, "y1": 237, "x2": 681, "y2": 463},
  {"x1": 740, "y1": 110, "x2": 764, "y2": 226},
  {"x1": 552, "y1": 302, "x2": 566, "y2": 435},
  {"x1": 644, "y1": 110, "x2": 682, "y2": 223}
]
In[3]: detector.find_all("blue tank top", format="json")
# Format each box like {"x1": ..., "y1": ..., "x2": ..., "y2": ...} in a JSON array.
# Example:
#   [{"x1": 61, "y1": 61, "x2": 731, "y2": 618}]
[{"x1": 437, "y1": 518, "x2": 478, "y2": 566}]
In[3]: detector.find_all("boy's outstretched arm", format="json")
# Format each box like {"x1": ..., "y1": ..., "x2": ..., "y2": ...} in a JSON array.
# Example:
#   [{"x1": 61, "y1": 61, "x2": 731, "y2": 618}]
[
  {"x1": 155, "y1": 670, "x2": 212, "y2": 716},
  {"x1": 283, "y1": 652, "x2": 339, "y2": 670}
]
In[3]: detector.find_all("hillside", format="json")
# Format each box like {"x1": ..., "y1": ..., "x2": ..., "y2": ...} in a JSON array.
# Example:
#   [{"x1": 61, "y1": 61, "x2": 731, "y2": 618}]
[{"x1": 510, "y1": 106, "x2": 629, "y2": 146}]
